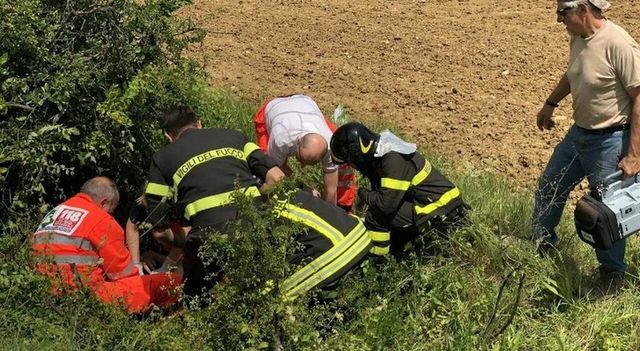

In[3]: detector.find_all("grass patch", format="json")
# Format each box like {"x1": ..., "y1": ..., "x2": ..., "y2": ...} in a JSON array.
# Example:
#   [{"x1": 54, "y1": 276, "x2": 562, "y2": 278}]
[{"x1": 4, "y1": 89, "x2": 640, "y2": 350}]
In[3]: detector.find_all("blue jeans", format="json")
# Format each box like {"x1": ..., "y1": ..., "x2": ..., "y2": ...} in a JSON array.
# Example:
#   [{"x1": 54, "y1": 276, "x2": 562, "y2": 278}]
[{"x1": 532, "y1": 125, "x2": 629, "y2": 272}]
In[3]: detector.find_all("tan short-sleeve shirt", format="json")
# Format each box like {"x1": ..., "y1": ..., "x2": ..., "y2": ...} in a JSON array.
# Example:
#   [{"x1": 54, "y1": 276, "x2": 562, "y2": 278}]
[{"x1": 567, "y1": 21, "x2": 640, "y2": 129}]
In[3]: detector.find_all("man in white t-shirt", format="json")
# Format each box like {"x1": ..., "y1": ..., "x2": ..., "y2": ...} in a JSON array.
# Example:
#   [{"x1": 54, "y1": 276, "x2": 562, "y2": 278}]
[
  {"x1": 254, "y1": 94, "x2": 356, "y2": 208},
  {"x1": 532, "y1": 0, "x2": 640, "y2": 290}
]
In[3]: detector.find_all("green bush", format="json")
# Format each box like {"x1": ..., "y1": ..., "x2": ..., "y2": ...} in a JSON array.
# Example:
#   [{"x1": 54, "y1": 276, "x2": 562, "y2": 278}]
[
  {"x1": 188, "y1": 186, "x2": 320, "y2": 350},
  {"x1": 5, "y1": 1, "x2": 640, "y2": 350},
  {"x1": 0, "y1": 0, "x2": 206, "y2": 229}
]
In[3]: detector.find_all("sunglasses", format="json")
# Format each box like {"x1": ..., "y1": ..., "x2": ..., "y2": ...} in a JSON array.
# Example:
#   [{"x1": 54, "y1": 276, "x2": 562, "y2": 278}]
[{"x1": 556, "y1": 6, "x2": 578, "y2": 16}]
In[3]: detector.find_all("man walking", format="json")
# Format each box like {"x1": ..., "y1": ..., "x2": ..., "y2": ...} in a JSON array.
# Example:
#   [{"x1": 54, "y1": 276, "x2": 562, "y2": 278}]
[{"x1": 533, "y1": 0, "x2": 640, "y2": 284}]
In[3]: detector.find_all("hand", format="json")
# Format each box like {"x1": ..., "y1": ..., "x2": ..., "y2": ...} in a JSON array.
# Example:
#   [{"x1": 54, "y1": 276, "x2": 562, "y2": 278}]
[
  {"x1": 134, "y1": 262, "x2": 144, "y2": 276},
  {"x1": 301, "y1": 183, "x2": 321, "y2": 197},
  {"x1": 536, "y1": 104, "x2": 556, "y2": 131},
  {"x1": 351, "y1": 187, "x2": 366, "y2": 214},
  {"x1": 141, "y1": 250, "x2": 164, "y2": 273},
  {"x1": 618, "y1": 155, "x2": 640, "y2": 178},
  {"x1": 357, "y1": 187, "x2": 370, "y2": 204},
  {"x1": 152, "y1": 256, "x2": 181, "y2": 275},
  {"x1": 260, "y1": 166, "x2": 286, "y2": 194},
  {"x1": 142, "y1": 262, "x2": 153, "y2": 275}
]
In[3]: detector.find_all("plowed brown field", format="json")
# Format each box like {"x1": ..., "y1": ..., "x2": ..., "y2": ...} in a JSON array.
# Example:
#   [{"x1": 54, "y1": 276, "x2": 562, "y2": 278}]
[{"x1": 182, "y1": 0, "x2": 639, "y2": 188}]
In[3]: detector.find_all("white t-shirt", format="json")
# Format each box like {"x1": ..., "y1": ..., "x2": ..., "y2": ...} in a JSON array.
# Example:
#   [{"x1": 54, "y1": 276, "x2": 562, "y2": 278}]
[{"x1": 265, "y1": 95, "x2": 337, "y2": 173}]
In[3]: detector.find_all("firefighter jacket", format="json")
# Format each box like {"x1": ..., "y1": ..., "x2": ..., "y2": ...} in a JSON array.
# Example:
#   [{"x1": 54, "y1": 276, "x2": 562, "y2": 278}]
[
  {"x1": 144, "y1": 128, "x2": 278, "y2": 229},
  {"x1": 275, "y1": 190, "x2": 388, "y2": 299},
  {"x1": 32, "y1": 193, "x2": 139, "y2": 291},
  {"x1": 359, "y1": 151, "x2": 463, "y2": 232}
]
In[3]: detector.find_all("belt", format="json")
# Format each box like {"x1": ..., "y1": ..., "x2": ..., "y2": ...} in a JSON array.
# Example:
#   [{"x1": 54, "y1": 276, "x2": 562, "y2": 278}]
[{"x1": 577, "y1": 124, "x2": 630, "y2": 134}]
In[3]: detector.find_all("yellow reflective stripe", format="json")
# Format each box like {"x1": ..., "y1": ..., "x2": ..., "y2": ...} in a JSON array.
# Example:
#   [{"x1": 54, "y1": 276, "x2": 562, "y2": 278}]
[
  {"x1": 184, "y1": 186, "x2": 261, "y2": 220},
  {"x1": 146, "y1": 182, "x2": 171, "y2": 197},
  {"x1": 282, "y1": 223, "x2": 365, "y2": 293},
  {"x1": 172, "y1": 148, "x2": 246, "y2": 188},
  {"x1": 381, "y1": 178, "x2": 411, "y2": 191},
  {"x1": 415, "y1": 187, "x2": 461, "y2": 215},
  {"x1": 411, "y1": 162, "x2": 432, "y2": 185},
  {"x1": 381, "y1": 162, "x2": 432, "y2": 191},
  {"x1": 283, "y1": 223, "x2": 370, "y2": 299},
  {"x1": 370, "y1": 246, "x2": 389, "y2": 256},
  {"x1": 286, "y1": 233, "x2": 370, "y2": 299},
  {"x1": 278, "y1": 204, "x2": 344, "y2": 245},
  {"x1": 368, "y1": 230, "x2": 390, "y2": 242},
  {"x1": 243, "y1": 142, "x2": 261, "y2": 160}
]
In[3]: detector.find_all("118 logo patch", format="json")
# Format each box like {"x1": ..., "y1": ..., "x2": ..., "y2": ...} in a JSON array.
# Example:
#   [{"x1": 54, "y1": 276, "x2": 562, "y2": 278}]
[{"x1": 36, "y1": 205, "x2": 89, "y2": 236}]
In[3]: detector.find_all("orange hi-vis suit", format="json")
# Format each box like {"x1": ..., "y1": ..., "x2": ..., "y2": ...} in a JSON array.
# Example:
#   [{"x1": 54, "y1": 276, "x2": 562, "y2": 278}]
[
  {"x1": 32, "y1": 193, "x2": 181, "y2": 313},
  {"x1": 254, "y1": 97, "x2": 357, "y2": 210}
]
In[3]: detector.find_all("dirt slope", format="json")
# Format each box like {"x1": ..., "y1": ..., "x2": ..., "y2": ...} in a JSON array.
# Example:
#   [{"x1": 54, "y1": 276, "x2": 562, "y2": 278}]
[{"x1": 182, "y1": 0, "x2": 639, "y2": 188}]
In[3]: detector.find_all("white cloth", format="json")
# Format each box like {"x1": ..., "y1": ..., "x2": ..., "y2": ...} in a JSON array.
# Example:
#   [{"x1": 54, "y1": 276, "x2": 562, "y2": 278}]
[
  {"x1": 587, "y1": 0, "x2": 610, "y2": 11},
  {"x1": 374, "y1": 130, "x2": 417, "y2": 157},
  {"x1": 265, "y1": 95, "x2": 336, "y2": 173}
]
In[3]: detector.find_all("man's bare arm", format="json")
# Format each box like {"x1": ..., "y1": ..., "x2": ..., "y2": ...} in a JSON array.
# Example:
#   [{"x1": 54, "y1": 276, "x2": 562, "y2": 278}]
[
  {"x1": 618, "y1": 86, "x2": 640, "y2": 177},
  {"x1": 124, "y1": 219, "x2": 140, "y2": 264},
  {"x1": 537, "y1": 73, "x2": 571, "y2": 131},
  {"x1": 322, "y1": 170, "x2": 338, "y2": 205}
]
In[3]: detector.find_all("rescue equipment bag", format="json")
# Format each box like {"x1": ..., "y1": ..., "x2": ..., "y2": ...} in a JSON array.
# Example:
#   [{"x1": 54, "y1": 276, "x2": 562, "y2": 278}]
[
  {"x1": 575, "y1": 171, "x2": 640, "y2": 250},
  {"x1": 574, "y1": 193, "x2": 619, "y2": 250}
]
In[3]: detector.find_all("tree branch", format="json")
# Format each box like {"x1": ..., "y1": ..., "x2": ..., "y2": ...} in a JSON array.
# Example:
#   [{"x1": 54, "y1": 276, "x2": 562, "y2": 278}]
[{"x1": 5, "y1": 102, "x2": 35, "y2": 112}]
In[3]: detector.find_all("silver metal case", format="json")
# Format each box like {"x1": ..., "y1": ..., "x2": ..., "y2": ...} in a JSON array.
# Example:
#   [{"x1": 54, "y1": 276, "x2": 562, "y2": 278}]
[{"x1": 595, "y1": 171, "x2": 640, "y2": 240}]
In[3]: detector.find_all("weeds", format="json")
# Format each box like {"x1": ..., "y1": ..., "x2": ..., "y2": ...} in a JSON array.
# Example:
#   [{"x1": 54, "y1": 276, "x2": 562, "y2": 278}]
[{"x1": 3, "y1": 1, "x2": 640, "y2": 350}]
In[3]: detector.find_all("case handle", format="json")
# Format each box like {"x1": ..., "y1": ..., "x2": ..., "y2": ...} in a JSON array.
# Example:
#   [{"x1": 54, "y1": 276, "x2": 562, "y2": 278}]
[{"x1": 602, "y1": 170, "x2": 624, "y2": 186}]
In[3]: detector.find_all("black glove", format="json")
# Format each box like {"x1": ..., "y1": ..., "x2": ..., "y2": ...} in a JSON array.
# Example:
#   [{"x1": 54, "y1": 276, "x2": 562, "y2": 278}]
[{"x1": 357, "y1": 187, "x2": 368, "y2": 203}]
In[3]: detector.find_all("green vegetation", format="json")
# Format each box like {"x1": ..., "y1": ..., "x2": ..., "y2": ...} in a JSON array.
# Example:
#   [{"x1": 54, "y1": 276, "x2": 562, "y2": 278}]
[{"x1": 2, "y1": 1, "x2": 640, "y2": 350}]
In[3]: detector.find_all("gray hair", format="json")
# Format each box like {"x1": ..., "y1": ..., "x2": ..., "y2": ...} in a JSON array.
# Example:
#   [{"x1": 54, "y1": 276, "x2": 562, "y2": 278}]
[{"x1": 80, "y1": 176, "x2": 120, "y2": 204}]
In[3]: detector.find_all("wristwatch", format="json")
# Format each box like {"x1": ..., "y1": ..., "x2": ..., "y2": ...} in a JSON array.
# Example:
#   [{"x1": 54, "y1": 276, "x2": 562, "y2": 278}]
[{"x1": 545, "y1": 100, "x2": 559, "y2": 108}]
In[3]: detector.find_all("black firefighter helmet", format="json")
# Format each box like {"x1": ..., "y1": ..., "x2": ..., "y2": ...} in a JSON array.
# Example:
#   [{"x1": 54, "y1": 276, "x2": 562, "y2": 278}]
[{"x1": 330, "y1": 122, "x2": 380, "y2": 170}]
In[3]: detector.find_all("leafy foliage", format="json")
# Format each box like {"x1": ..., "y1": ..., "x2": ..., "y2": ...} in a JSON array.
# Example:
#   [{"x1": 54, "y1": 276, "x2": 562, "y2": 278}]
[
  {"x1": 188, "y1": 186, "x2": 322, "y2": 350},
  {"x1": 4, "y1": 1, "x2": 640, "y2": 350},
  {"x1": 0, "y1": 0, "x2": 204, "y2": 227}
]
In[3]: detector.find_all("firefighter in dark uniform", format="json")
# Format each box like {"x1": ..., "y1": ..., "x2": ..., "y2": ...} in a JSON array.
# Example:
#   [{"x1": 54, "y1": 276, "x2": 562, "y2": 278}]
[
  {"x1": 330, "y1": 122, "x2": 469, "y2": 254},
  {"x1": 143, "y1": 106, "x2": 285, "y2": 296},
  {"x1": 274, "y1": 189, "x2": 386, "y2": 299}
]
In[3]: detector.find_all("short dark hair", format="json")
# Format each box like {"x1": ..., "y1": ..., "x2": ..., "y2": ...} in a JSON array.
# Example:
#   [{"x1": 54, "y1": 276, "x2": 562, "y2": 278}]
[{"x1": 162, "y1": 106, "x2": 198, "y2": 136}]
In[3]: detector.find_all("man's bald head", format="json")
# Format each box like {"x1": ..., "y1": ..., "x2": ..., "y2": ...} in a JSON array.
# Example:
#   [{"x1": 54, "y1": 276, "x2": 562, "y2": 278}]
[
  {"x1": 296, "y1": 133, "x2": 328, "y2": 166},
  {"x1": 80, "y1": 176, "x2": 120, "y2": 213}
]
